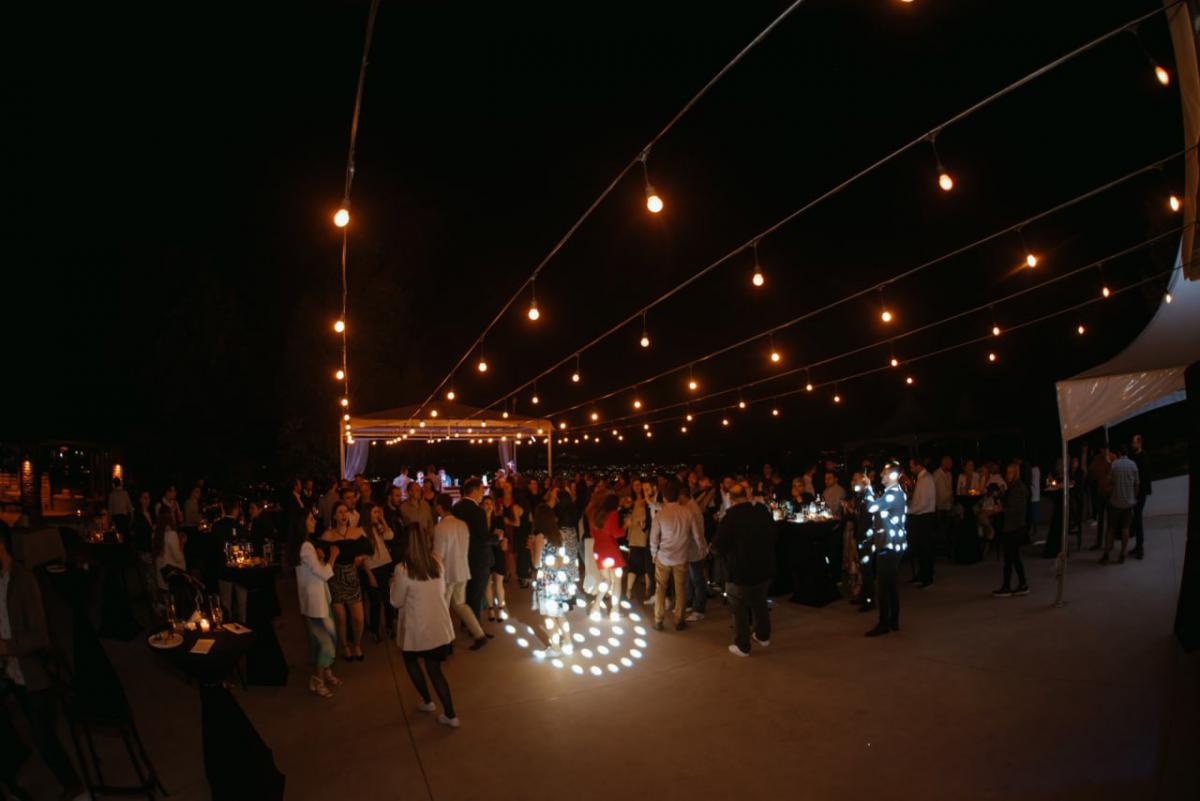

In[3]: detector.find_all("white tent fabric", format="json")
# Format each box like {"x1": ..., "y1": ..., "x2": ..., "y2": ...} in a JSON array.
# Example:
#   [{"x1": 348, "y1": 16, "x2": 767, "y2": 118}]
[{"x1": 1056, "y1": 256, "x2": 1200, "y2": 441}]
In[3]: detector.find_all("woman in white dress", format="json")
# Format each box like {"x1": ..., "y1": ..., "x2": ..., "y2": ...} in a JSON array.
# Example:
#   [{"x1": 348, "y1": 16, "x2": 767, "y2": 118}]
[
  {"x1": 297, "y1": 512, "x2": 341, "y2": 697},
  {"x1": 391, "y1": 531, "x2": 459, "y2": 727}
]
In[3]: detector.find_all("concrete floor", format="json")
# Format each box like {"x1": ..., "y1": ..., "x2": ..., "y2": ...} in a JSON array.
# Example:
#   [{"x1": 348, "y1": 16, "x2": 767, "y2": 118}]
[{"x1": 13, "y1": 515, "x2": 1198, "y2": 800}]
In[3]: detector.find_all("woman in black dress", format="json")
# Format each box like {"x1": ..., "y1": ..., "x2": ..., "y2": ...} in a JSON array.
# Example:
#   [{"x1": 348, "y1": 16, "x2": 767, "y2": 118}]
[
  {"x1": 317, "y1": 501, "x2": 370, "y2": 661},
  {"x1": 483, "y1": 495, "x2": 508, "y2": 620}
]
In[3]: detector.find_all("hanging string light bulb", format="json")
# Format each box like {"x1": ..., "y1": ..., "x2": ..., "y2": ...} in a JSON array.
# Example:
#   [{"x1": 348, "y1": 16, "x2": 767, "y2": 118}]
[
  {"x1": 1076, "y1": 323, "x2": 1087, "y2": 336},
  {"x1": 446, "y1": 386, "x2": 456, "y2": 401},
  {"x1": 889, "y1": 341, "x2": 899, "y2": 368},
  {"x1": 929, "y1": 131, "x2": 953, "y2": 192},
  {"x1": 768, "y1": 333, "x2": 781, "y2": 364},
  {"x1": 680, "y1": 425, "x2": 688, "y2": 433},
  {"x1": 340, "y1": 397, "x2": 350, "y2": 408},
  {"x1": 1155, "y1": 65, "x2": 1171, "y2": 85},
  {"x1": 477, "y1": 340, "x2": 489, "y2": 373},
  {"x1": 1165, "y1": 289, "x2": 1174, "y2": 304},
  {"x1": 1099, "y1": 264, "x2": 1111, "y2": 298},
  {"x1": 771, "y1": 407, "x2": 780, "y2": 417},
  {"x1": 687, "y1": 365, "x2": 698, "y2": 392},
  {"x1": 639, "y1": 312, "x2": 651, "y2": 349},
  {"x1": 531, "y1": 381, "x2": 540, "y2": 405},
  {"x1": 833, "y1": 385, "x2": 842, "y2": 404},
  {"x1": 1017, "y1": 227, "x2": 1038, "y2": 268},
  {"x1": 1169, "y1": 194, "x2": 1181, "y2": 212},
  {"x1": 988, "y1": 350, "x2": 998, "y2": 363},
  {"x1": 990, "y1": 305, "x2": 1002, "y2": 337},
  {"x1": 878, "y1": 286, "x2": 894, "y2": 323},
  {"x1": 805, "y1": 368, "x2": 814, "y2": 393},
  {"x1": 335, "y1": 369, "x2": 346, "y2": 381},
  {"x1": 751, "y1": 240, "x2": 765, "y2": 288},
  {"x1": 334, "y1": 203, "x2": 350, "y2": 228},
  {"x1": 527, "y1": 279, "x2": 540, "y2": 321},
  {"x1": 721, "y1": 417, "x2": 730, "y2": 427},
  {"x1": 738, "y1": 394, "x2": 747, "y2": 410},
  {"x1": 590, "y1": 411, "x2": 599, "y2": 422},
  {"x1": 571, "y1": 354, "x2": 581, "y2": 383},
  {"x1": 905, "y1": 375, "x2": 915, "y2": 386},
  {"x1": 334, "y1": 319, "x2": 346, "y2": 334},
  {"x1": 639, "y1": 150, "x2": 664, "y2": 213}
]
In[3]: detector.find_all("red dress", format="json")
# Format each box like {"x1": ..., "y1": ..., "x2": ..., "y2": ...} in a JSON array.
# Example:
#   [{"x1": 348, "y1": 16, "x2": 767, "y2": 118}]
[{"x1": 592, "y1": 511, "x2": 626, "y2": 569}]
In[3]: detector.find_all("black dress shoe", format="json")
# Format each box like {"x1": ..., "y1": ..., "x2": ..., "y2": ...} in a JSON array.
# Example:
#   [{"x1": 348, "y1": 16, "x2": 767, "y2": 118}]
[
  {"x1": 469, "y1": 637, "x2": 489, "y2": 651},
  {"x1": 865, "y1": 626, "x2": 890, "y2": 637}
]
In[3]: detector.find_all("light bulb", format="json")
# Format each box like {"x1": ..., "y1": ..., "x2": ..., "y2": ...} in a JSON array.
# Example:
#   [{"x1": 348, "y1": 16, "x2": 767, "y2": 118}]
[
  {"x1": 685, "y1": 413, "x2": 693, "y2": 422},
  {"x1": 340, "y1": 397, "x2": 349, "y2": 407},
  {"x1": 1165, "y1": 291, "x2": 1173, "y2": 304},
  {"x1": 571, "y1": 371, "x2": 580, "y2": 383},
  {"x1": 688, "y1": 379, "x2": 698, "y2": 391},
  {"x1": 590, "y1": 412, "x2": 599, "y2": 421},
  {"x1": 880, "y1": 309, "x2": 893, "y2": 323},
  {"x1": 531, "y1": 394, "x2": 539, "y2": 404},
  {"x1": 646, "y1": 189, "x2": 664, "y2": 214},
  {"x1": 805, "y1": 382, "x2": 814, "y2": 392},
  {"x1": 1155, "y1": 65, "x2": 1170, "y2": 86},
  {"x1": 334, "y1": 208, "x2": 350, "y2": 228},
  {"x1": 528, "y1": 303, "x2": 540, "y2": 321},
  {"x1": 501, "y1": 410, "x2": 509, "y2": 419},
  {"x1": 680, "y1": 426, "x2": 688, "y2": 433},
  {"x1": 738, "y1": 400, "x2": 746, "y2": 410},
  {"x1": 640, "y1": 334, "x2": 650, "y2": 348},
  {"x1": 833, "y1": 393, "x2": 842, "y2": 403},
  {"x1": 343, "y1": 413, "x2": 350, "y2": 421},
  {"x1": 618, "y1": 435, "x2": 624, "y2": 441},
  {"x1": 1169, "y1": 194, "x2": 1181, "y2": 212},
  {"x1": 770, "y1": 350, "x2": 781, "y2": 363},
  {"x1": 992, "y1": 325, "x2": 1001, "y2": 337},
  {"x1": 334, "y1": 319, "x2": 345, "y2": 333},
  {"x1": 446, "y1": 389, "x2": 455, "y2": 400},
  {"x1": 1025, "y1": 253, "x2": 1038, "y2": 268},
  {"x1": 889, "y1": 357, "x2": 899, "y2": 368},
  {"x1": 771, "y1": 408, "x2": 780, "y2": 416},
  {"x1": 905, "y1": 376, "x2": 915, "y2": 385},
  {"x1": 633, "y1": 399, "x2": 642, "y2": 410},
  {"x1": 938, "y1": 172, "x2": 954, "y2": 192},
  {"x1": 1101, "y1": 285, "x2": 1110, "y2": 299},
  {"x1": 988, "y1": 351, "x2": 997, "y2": 362},
  {"x1": 646, "y1": 431, "x2": 653, "y2": 438},
  {"x1": 721, "y1": 418, "x2": 730, "y2": 427},
  {"x1": 1077, "y1": 324, "x2": 1086, "y2": 335},
  {"x1": 611, "y1": 429, "x2": 618, "y2": 436},
  {"x1": 752, "y1": 270, "x2": 764, "y2": 287},
  {"x1": 643, "y1": 423, "x2": 650, "y2": 430},
  {"x1": 335, "y1": 369, "x2": 345, "y2": 381},
  {"x1": 559, "y1": 422, "x2": 567, "y2": 430},
  {"x1": 477, "y1": 359, "x2": 488, "y2": 373}
]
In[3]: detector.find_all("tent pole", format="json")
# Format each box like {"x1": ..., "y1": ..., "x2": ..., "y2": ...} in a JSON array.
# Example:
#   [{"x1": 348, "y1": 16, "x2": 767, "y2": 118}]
[{"x1": 1054, "y1": 434, "x2": 1069, "y2": 607}]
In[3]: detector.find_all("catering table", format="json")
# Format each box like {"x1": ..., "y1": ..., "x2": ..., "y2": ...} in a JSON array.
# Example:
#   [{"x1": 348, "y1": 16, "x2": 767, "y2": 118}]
[
  {"x1": 771, "y1": 519, "x2": 841, "y2": 607},
  {"x1": 218, "y1": 563, "x2": 287, "y2": 686},
  {"x1": 148, "y1": 626, "x2": 284, "y2": 800},
  {"x1": 952, "y1": 494, "x2": 984, "y2": 564}
]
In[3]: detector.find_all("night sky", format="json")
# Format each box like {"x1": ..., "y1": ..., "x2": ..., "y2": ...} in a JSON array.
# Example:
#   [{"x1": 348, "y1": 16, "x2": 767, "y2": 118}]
[{"x1": 9, "y1": 1, "x2": 1184, "y2": 483}]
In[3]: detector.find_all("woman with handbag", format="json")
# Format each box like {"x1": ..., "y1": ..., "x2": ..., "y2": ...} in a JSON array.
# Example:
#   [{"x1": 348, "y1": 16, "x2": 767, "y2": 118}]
[{"x1": 297, "y1": 512, "x2": 340, "y2": 697}]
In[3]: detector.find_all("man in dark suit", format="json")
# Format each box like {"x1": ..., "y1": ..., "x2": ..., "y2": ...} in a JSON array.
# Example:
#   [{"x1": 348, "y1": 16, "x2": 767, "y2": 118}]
[{"x1": 452, "y1": 477, "x2": 495, "y2": 625}]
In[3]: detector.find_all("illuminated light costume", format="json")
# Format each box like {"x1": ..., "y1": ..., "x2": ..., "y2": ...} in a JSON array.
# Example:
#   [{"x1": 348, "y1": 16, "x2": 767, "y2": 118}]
[
  {"x1": 532, "y1": 539, "x2": 579, "y2": 654},
  {"x1": 864, "y1": 464, "x2": 907, "y2": 637}
]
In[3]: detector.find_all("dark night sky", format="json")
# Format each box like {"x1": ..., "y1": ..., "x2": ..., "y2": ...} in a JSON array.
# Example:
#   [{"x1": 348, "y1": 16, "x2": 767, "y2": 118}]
[{"x1": 8, "y1": 1, "x2": 1185, "y2": 482}]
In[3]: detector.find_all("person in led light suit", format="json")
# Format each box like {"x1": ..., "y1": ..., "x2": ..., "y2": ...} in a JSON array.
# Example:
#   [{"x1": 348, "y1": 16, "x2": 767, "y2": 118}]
[{"x1": 864, "y1": 462, "x2": 907, "y2": 637}]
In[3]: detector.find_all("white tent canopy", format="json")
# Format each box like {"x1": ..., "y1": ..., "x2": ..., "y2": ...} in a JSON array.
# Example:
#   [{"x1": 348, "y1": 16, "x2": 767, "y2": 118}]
[{"x1": 1056, "y1": 255, "x2": 1199, "y2": 441}]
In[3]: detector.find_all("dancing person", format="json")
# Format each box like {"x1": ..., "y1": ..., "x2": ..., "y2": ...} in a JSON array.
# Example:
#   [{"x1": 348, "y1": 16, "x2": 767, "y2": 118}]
[
  {"x1": 623, "y1": 481, "x2": 653, "y2": 603},
  {"x1": 649, "y1": 481, "x2": 706, "y2": 632},
  {"x1": 363, "y1": 505, "x2": 395, "y2": 641},
  {"x1": 297, "y1": 512, "x2": 340, "y2": 697},
  {"x1": 589, "y1": 494, "x2": 625, "y2": 620},
  {"x1": 0, "y1": 519, "x2": 85, "y2": 799},
  {"x1": 992, "y1": 463, "x2": 1030, "y2": 597},
  {"x1": 318, "y1": 502, "x2": 368, "y2": 662},
  {"x1": 711, "y1": 483, "x2": 776, "y2": 657},
  {"x1": 482, "y1": 495, "x2": 508, "y2": 621},
  {"x1": 391, "y1": 530, "x2": 459, "y2": 728},
  {"x1": 865, "y1": 462, "x2": 907, "y2": 637},
  {"x1": 433, "y1": 494, "x2": 488, "y2": 651},
  {"x1": 1100, "y1": 444, "x2": 1139, "y2": 565},
  {"x1": 530, "y1": 488, "x2": 576, "y2": 653}
]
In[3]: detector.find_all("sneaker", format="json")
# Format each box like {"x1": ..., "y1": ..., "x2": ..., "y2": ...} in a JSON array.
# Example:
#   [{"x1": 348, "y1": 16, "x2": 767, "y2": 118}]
[
  {"x1": 417, "y1": 700, "x2": 436, "y2": 713},
  {"x1": 728, "y1": 644, "x2": 750, "y2": 657},
  {"x1": 1012, "y1": 585, "x2": 1030, "y2": 596},
  {"x1": 685, "y1": 612, "x2": 704, "y2": 623},
  {"x1": 653, "y1": 621, "x2": 664, "y2": 631},
  {"x1": 437, "y1": 714, "x2": 460, "y2": 728},
  {"x1": 752, "y1": 634, "x2": 770, "y2": 647},
  {"x1": 643, "y1": 597, "x2": 655, "y2": 606},
  {"x1": 991, "y1": 587, "x2": 1013, "y2": 598}
]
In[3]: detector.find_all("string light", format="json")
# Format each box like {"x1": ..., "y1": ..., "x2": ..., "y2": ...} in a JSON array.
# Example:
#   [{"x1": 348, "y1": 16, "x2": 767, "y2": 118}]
[
  {"x1": 930, "y1": 132, "x2": 953, "y2": 191},
  {"x1": 527, "y1": 279, "x2": 540, "y2": 321},
  {"x1": 559, "y1": 422, "x2": 567, "y2": 430},
  {"x1": 771, "y1": 407, "x2": 780, "y2": 416},
  {"x1": 334, "y1": 319, "x2": 346, "y2": 334},
  {"x1": 340, "y1": 397, "x2": 349, "y2": 407},
  {"x1": 1155, "y1": 65, "x2": 1170, "y2": 86},
  {"x1": 1017, "y1": 228, "x2": 1038, "y2": 268},
  {"x1": 446, "y1": 388, "x2": 455, "y2": 401},
  {"x1": 1169, "y1": 194, "x2": 1181, "y2": 212},
  {"x1": 1164, "y1": 290, "x2": 1173, "y2": 304},
  {"x1": 640, "y1": 151, "x2": 664, "y2": 214},
  {"x1": 680, "y1": 425, "x2": 688, "y2": 433},
  {"x1": 501, "y1": 410, "x2": 509, "y2": 419},
  {"x1": 768, "y1": 334, "x2": 781, "y2": 364},
  {"x1": 429, "y1": 409, "x2": 438, "y2": 418},
  {"x1": 477, "y1": 342, "x2": 489, "y2": 373},
  {"x1": 645, "y1": 430, "x2": 653, "y2": 438},
  {"x1": 833, "y1": 391, "x2": 842, "y2": 404},
  {"x1": 1077, "y1": 323, "x2": 1087, "y2": 335},
  {"x1": 685, "y1": 412, "x2": 694, "y2": 422},
  {"x1": 572, "y1": 354, "x2": 581, "y2": 383},
  {"x1": 590, "y1": 411, "x2": 599, "y2": 421},
  {"x1": 612, "y1": 429, "x2": 618, "y2": 436},
  {"x1": 988, "y1": 351, "x2": 998, "y2": 363},
  {"x1": 531, "y1": 382, "x2": 540, "y2": 405},
  {"x1": 888, "y1": 341, "x2": 899, "y2": 368},
  {"x1": 335, "y1": 369, "x2": 345, "y2": 381},
  {"x1": 905, "y1": 375, "x2": 915, "y2": 385},
  {"x1": 751, "y1": 240, "x2": 765, "y2": 287},
  {"x1": 632, "y1": 397, "x2": 643, "y2": 410},
  {"x1": 878, "y1": 286, "x2": 893, "y2": 323},
  {"x1": 1098, "y1": 264, "x2": 1110, "y2": 298},
  {"x1": 805, "y1": 368, "x2": 814, "y2": 392},
  {"x1": 643, "y1": 423, "x2": 650, "y2": 430},
  {"x1": 343, "y1": 413, "x2": 350, "y2": 421},
  {"x1": 687, "y1": 365, "x2": 698, "y2": 392},
  {"x1": 721, "y1": 417, "x2": 730, "y2": 427},
  {"x1": 334, "y1": 206, "x2": 350, "y2": 228},
  {"x1": 639, "y1": 312, "x2": 651, "y2": 349}
]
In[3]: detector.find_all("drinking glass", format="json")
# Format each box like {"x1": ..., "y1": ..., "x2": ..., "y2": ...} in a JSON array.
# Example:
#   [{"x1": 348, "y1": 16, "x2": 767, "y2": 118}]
[{"x1": 208, "y1": 594, "x2": 224, "y2": 629}]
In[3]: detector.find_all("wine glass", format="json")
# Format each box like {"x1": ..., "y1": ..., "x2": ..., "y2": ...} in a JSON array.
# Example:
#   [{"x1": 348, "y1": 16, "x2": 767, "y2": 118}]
[
  {"x1": 208, "y1": 594, "x2": 224, "y2": 629},
  {"x1": 166, "y1": 597, "x2": 177, "y2": 632}
]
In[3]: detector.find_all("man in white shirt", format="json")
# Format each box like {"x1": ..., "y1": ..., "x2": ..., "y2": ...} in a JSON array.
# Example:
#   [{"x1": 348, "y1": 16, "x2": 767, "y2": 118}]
[
  {"x1": 822, "y1": 472, "x2": 847, "y2": 516},
  {"x1": 650, "y1": 481, "x2": 707, "y2": 631},
  {"x1": 392, "y1": 466, "x2": 412, "y2": 498},
  {"x1": 932, "y1": 456, "x2": 954, "y2": 559},
  {"x1": 431, "y1": 495, "x2": 487, "y2": 649},
  {"x1": 107, "y1": 477, "x2": 132, "y2": 537},
  {"x1": 908, "y1": 458, "x2": 937, "y2": 588}
]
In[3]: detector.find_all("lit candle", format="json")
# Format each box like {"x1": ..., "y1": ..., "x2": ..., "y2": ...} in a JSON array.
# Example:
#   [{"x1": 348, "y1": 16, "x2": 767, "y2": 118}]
[{"x1": 199, "y1": 618, "x2": 211, "y2": 633}]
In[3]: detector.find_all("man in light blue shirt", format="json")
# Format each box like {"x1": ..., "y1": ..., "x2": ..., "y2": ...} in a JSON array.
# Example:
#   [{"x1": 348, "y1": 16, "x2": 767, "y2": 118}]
[{"x1": 1100, "y1": 444, "x2": 1139, "y2": 564}]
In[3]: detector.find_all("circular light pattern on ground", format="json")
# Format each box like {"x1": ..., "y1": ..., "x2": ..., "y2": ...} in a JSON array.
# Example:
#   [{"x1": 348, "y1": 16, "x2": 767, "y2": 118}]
[{"x1": 500, "y1": 600, "x2": 651, "y2": 679}]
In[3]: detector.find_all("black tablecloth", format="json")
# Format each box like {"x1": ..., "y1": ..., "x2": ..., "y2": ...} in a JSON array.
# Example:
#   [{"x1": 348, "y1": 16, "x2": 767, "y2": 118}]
[
  {"x1": 147, "y1": 627, "x2": 284, "y2": 800},
  {"x1": 771, "y1": 520, "x2": 841, "y2": 607},
  {"x1": 86, "y1": 541, "x2": 141, "y2": 640},
  {"x1": 218, "y1": 564, "x2": 287, "y2": 686},
  {"x1": 953, "y1": 494, "x2": 984, "y2": 564}
]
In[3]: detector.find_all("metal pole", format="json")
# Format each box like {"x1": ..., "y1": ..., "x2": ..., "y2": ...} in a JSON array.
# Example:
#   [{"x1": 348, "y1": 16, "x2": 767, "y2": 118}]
[{"x1": 1054, "y1": 434, "x2": 1069, "y2": 607}]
